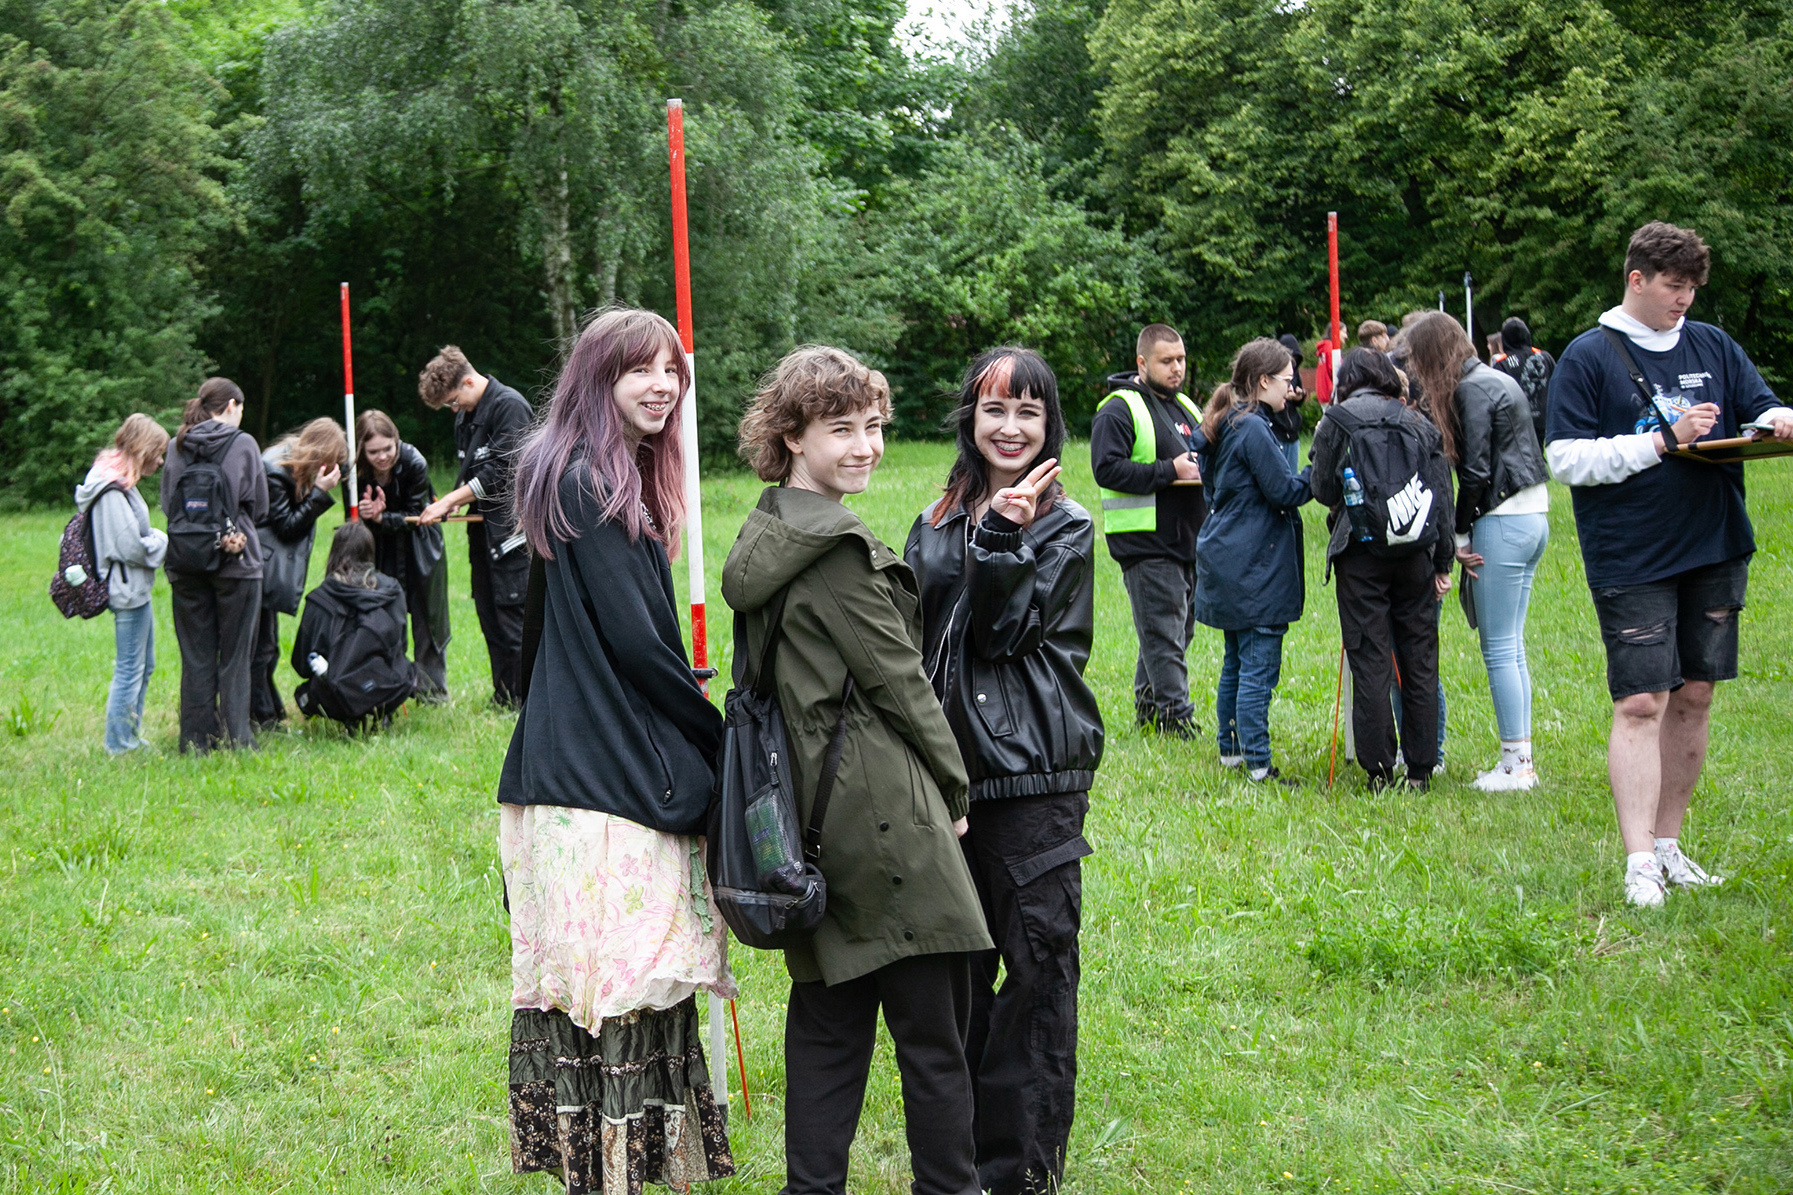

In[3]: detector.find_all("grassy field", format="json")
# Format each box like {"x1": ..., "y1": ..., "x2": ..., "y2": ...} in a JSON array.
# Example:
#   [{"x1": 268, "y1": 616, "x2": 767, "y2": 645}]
[{"x1": 1, "y1": 438, "x2": 1790, "y2": 1194}]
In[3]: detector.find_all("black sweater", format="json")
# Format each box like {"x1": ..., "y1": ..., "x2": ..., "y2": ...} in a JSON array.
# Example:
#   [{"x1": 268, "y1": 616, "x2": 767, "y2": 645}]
[
  {"x1": 1089, "y1": 372, "x2": 1205, "y2": 563},
  {"x1": 497, "y1": 462, "x2": 721, "y2": 834}
]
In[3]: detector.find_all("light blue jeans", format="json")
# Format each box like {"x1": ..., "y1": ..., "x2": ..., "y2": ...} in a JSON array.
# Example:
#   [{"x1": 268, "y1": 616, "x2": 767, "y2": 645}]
[
  {"x1": 106, "y1": 602, "x2": 155, "y2": 754},
  {"x1": 1217, "y1": 625, "x2": 1287, "y2": 769},
  {"x1": 1471, "y1": 512, "x2": 1549, "y2": 741}
]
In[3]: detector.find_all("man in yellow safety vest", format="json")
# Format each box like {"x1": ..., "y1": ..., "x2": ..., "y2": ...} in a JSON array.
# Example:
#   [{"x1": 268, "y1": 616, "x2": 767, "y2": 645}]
[{"x1": 1091, "y1": 324, "x2": 1206, "y2": 737}]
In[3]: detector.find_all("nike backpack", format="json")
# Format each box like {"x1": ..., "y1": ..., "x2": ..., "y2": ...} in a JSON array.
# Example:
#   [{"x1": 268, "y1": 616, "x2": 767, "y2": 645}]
[{"x1": 1324, "y1": 402, "x2": 1443, "y2": 558}]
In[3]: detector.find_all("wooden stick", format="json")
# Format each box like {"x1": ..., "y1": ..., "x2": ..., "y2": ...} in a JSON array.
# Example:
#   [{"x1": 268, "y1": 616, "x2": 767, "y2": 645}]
[{"x1": 403, "y1": 514, "x2": 484, "y2": 524}]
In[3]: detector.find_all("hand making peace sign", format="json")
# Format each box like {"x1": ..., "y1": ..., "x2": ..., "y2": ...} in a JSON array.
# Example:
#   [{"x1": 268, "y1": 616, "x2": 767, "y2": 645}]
[{"x1": 988, "y1": 458, "x2": 1063, "y2": 529}]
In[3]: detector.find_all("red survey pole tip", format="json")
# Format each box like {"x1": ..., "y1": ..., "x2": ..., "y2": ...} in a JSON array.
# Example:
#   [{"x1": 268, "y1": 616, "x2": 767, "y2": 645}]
[
  {"x1": 1327, "y1": 212, "x2": 1342, "y2": 359},
  {"x1": 666, "y1": 100, "x2": 695, "y2": 354},
  {"x1": 340, "y1": 283, "x2": 359, "y2": 520}
]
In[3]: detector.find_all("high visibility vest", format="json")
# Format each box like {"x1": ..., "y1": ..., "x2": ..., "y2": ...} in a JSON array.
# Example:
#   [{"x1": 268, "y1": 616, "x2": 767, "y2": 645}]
[{"x1": 1097, "y1": 387, "x2": 1202, "y2": 534}]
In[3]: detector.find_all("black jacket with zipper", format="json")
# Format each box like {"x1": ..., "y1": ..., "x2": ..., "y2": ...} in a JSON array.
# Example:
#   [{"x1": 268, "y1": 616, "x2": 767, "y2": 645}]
[
  {"x1": 1451, "y1": 360, "x2": 1548, "y2": 531},
  {"x1": 905, "y1": 495, "x2": 1104, "y2": 801},
  {"x1": 496, "y1": 460, "x2": 721, "y2": 834},
  {"x1": 454, "y1": 377, "x2": 533, "y2": 560},
  {"x1": 258, "y1": 446, "x2": 335, "y2": 614}
]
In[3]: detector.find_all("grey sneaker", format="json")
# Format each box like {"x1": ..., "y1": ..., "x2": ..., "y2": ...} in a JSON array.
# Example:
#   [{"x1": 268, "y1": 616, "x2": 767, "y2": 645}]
[
  {"x1": 1656, "y1": 841, "x2": 1723, "y2": 889},
  {"x1": 1625, "y1": 855, "x2": 1667, "y2": 908}
]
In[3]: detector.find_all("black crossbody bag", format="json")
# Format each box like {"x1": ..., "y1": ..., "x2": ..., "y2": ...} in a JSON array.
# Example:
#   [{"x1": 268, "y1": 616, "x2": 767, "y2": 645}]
[
  {"x1": 1599, "y1": 325, "x2": 1699, "y2": 453},
  {"x1": 707, "y1": 587, "x2": 854, "y2": 950}
]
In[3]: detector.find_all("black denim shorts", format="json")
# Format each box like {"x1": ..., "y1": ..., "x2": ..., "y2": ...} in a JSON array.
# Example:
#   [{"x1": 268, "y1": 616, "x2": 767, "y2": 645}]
[{"x1": 1590, "y1": 555, "x2": 1750, "y2": 701}]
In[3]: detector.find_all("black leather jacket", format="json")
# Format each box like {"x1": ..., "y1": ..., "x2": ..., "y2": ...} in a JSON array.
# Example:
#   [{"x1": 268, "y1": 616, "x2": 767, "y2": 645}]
[
  {"x1": 258, "y1": 448, "x2": 335, "y2": 614},
  {"x1": 905, "y1": 495, "x2": 1104, "y2": 801},
  {"x1": 1453, "y1": 360, "x2": 1548, "y2": 532}
]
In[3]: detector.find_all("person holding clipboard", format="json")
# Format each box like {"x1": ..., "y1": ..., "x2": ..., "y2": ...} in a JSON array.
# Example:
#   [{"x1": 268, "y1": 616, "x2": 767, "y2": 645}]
[
  {"x1": 1091, "y1": 324, "x2": 1207, "y2": 739},
  {"x1": 1545, "y1": 221, "x2": 1793, "y2": 908}
]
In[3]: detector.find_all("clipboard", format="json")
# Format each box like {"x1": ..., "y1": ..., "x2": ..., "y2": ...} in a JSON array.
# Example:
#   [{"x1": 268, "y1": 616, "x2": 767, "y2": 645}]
[{"x1": 1666, "y1": 430, "x2": 1793, "y2": 465}]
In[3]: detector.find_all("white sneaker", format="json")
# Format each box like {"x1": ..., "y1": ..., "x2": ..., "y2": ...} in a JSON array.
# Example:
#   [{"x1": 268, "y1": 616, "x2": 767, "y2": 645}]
[
  {"x1": 1219, "y1": 754, "x2": 1244, "y2": 768},
  {"x1": 1624, "y1": 855, "x2": 1667, "y2": 908},
  {"x1": 1657, "y1": 841, "x2": 1723, "y2": 889},
  {"x1": 1473, "y1": 764, "x2": 1538, "y2": 792}
]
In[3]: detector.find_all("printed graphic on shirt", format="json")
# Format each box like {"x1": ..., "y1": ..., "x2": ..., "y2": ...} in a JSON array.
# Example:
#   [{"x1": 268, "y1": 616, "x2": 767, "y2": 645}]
[{"x1": 1630, "y1": 383, "x2": 1697, "y2": 435}]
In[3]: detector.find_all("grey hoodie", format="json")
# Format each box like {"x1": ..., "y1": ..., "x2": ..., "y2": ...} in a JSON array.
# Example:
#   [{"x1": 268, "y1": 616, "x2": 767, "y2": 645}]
[
  {"x1": 75, "y1": 465, "x2": 167, "y2": 610},
  {"x1": 159, "y1": 419, "x2": 268, "y2": 580}
]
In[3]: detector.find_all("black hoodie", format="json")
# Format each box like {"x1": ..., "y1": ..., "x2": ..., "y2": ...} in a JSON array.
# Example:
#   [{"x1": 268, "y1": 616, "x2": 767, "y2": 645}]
[
  {"x1": 289, "y1": 574, "x2": 410, "y2": 679},
  {"x1": 1089, "y1": 371, "x2": 1205, "y2": 563}
]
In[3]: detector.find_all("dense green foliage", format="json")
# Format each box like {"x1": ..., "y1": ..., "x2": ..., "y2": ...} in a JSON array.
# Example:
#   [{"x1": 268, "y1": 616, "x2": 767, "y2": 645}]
[
  {"x1": 4, "y1": 447, "x2": 1793, "y2": 1191},
  {"x1": 4, "y1": 0, "x2": 1793, "y2": 498}
]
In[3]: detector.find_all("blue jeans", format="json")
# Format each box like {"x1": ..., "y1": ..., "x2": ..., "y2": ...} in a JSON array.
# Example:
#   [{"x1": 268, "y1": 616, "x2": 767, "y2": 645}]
[
  {"x1": 106, "y1": 602, "x2": 155, "y2": 754},
  {"x1": 1472, "y1": 512, "x2": 1549, "y2": 740},
  {"x1": 1216, "y1": 625, "x2": 1287, "y2": 769}
]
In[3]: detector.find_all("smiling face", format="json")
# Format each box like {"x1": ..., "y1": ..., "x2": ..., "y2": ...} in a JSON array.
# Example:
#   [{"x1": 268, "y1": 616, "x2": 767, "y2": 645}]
[
  {"x1": 1627, "y1": 269, "x2": 1698, "y2": 331},
  {"x1": 783, "y1": 405, "x2": 886, "y2": 503},
  {"x1": 612, "y1": 345, "x2": 683, "y2": 441},
  {"x1": 362, "y1": 434, "x2": 399, "y2": 478},
  {"x1": 972, "y1": 359, "x2": 1046, "y2": 489}
]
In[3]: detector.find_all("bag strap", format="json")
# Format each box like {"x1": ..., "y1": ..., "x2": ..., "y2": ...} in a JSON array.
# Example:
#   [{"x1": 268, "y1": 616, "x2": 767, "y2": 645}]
[
  {"x1": 748, "y1": 586, "x2": 793, "y2": 698},
  {"x1": 1600, "y1": 326, "x2": 1689, "y2": 452},
  {"x1": 802, "y1": 674, "x2": 856, "y2": 864}
]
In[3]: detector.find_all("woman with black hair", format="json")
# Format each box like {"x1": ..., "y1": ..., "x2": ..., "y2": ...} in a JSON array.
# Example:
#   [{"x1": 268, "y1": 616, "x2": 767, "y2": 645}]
[
  {"x1": 905, "y1": 346, "x2": 1102, "y2": 1195},
  {"x1": 1310, "y1": 348, "x2": 1457, "y2": 789}
]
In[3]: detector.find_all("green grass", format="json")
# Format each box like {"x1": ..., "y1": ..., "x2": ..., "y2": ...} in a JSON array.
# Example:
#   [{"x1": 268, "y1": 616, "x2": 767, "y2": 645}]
[{"x1": 2, "y1": 440, "x2": 1790, "y2": 1193}]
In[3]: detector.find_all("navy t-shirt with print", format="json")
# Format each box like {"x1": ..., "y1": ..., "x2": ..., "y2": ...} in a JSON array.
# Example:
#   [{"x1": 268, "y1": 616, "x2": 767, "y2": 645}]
[{"x1": 1547, "y1": 320, "x2": 1778, "y2": 587}]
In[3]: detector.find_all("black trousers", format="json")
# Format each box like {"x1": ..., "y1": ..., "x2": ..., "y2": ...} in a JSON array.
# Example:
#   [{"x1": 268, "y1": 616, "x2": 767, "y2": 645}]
[
  {"x1": 1335, "y1": 550, "x2": 1439, "y2": 780},
  {"x1": 782, "y1": 952, "x2": 980, "y2": 1195},
  {"x1": 169, "y1": 572, "x2": 261, "y2": 753},
  {"x1": 468, "y1": 524, "x2": 525, "y2": 707},
  {"x1": 250, "y1": 606, "x2": 286, "y2": 725},
  {"x1": 961, "y1": 793, "x2": 1089, "y2": 1195},
  {"x1": 406, "y1": 581, "x2": 449, "y2": 697}
]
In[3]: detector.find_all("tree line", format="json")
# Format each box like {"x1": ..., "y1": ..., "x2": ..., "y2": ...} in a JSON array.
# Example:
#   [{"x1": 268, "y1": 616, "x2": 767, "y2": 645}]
[{"x1": 4, "y1": 0, "x2": 1790, "y2": 501}]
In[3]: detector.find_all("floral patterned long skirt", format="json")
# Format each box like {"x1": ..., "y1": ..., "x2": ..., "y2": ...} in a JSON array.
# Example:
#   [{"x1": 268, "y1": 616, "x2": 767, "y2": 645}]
[{"x1": 501, "y1": 803, "x2": 737, "y2": 1195}]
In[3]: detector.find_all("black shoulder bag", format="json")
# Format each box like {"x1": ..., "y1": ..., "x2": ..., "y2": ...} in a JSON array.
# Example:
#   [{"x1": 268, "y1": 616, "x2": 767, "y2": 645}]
[
  {"x1": 706, "y1": 588, "x2": 855, "y2": 949},
  {"x1": 1600, "y1": 325, "x2": 1696, "y2": 454}
]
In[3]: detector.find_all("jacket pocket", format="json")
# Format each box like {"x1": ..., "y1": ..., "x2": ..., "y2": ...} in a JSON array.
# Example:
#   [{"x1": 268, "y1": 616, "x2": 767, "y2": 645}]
[
  {"x1": 968, "y1": 660, "x2": 1014, "y2": 738},
  {"x1": 1006, "y1": 833, "x2": 1092, "y2": 963}
]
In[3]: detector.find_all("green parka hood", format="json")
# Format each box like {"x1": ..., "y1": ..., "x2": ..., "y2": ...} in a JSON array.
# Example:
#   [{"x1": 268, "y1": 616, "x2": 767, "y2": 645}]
[{"x1": 722, "y1": 486, "x2": 905, "y2": 613}]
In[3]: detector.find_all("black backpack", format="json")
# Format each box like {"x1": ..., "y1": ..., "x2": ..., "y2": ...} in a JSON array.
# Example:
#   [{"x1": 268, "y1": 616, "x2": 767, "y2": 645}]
[
  {"x1": 165, "y1": 428, "x2": 242, "y2": 574},
  {"x1": 49, "y1": 482, "x2": 124, "y2": 619},
  {"x1": 707, "y1": 587, "x2": 854, "y2": 950},
  {"x1": 1325, "y1": 401, "x2": 1443, "y2": 557},
  {"x1": 294, "y1": 587, "x2": 416, "y2": 727}
]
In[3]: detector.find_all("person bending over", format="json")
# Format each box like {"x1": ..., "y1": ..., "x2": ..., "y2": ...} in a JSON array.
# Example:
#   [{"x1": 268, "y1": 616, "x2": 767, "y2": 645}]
[
  {"x1": 252, "y1": 418, "x2": 345, "y2": 730},
  {"x1": 1091, "y1": 324, "x2": 1205, "y2": 737},
  {"x1": 725, "y1": 346, "x2": 990, "y2": 1195},
  {"x1": 417, "y1": 347, "x2": 533, "y2": 707},
  {"x1": 290, "y1": 521, "x2": 415, "y2": 731},
  {"x1": 906, "y1": 346, "x2": 1101, "y2": 1195},
  {"x1": 1544, "y1": 221, "x2": 1793, "y2": 907}
]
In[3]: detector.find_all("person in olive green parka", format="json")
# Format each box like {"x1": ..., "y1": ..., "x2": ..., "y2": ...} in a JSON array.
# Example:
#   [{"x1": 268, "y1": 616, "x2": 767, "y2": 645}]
[{"x1": 723, "y1": 346, "x2": 990, "y2": 1195}]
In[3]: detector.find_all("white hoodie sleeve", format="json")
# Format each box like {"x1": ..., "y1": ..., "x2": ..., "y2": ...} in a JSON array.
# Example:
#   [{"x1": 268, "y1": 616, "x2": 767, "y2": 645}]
[{"x1": 1545, "y1": 433, "x2": 1662, "y2": 486}]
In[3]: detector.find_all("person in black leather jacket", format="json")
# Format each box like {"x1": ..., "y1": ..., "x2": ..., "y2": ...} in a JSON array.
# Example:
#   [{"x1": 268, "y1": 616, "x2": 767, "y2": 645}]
[
  {"x1": 905, "y1": 346, "x2": 1103, "y2": 1195},
  {"x1": 251, "y1": 418, "x2": 344, "y2": 729},
  {"x1": 1407, "y1": 312, "x2": 1552, "y2": 791},
  {"x1": 355, "y1": 409, "x2": 450, "y2": 698}
]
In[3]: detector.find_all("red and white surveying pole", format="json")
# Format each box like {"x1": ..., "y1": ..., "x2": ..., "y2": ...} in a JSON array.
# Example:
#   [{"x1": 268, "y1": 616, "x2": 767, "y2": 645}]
[
  {"x1": 668, "y1": 97, "x2": 751, "y2": 1119},
  {"x1": 1327, "y1": 212, "x2": 1342, "y2": 381},
  {"x1": 340, "y1": 283, "x2": 359, "y2": 521}
]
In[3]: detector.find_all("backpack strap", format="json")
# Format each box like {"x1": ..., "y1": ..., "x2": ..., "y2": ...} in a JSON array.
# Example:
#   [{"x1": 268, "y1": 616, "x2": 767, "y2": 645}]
[
  {"x1": 1600, "y1": 326, "x2": 1690, "y2": 451},
  {"x1": 803, "y1": 674, "x2": 856, "y2": 864}
]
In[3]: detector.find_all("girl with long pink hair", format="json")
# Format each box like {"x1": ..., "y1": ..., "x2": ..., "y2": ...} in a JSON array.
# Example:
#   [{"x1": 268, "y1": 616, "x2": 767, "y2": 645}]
[{"x1": 495, "y1": 308, "x2": 735, "y2": 1192}]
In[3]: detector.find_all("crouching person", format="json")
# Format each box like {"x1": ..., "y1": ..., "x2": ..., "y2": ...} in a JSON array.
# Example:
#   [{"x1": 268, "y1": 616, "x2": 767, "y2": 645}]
[
  {"x1": 291, "y1": 522, "x2": 416, "y2": 731},
  {"x1": 724, "y1": 346, "x2": 992, "y2": 1195}
]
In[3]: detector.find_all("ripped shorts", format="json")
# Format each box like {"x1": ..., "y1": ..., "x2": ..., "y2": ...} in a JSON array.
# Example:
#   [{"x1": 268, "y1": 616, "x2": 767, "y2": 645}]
[{"x1": 1590, "y1": 555, "x2": 1750, "y2": 701}]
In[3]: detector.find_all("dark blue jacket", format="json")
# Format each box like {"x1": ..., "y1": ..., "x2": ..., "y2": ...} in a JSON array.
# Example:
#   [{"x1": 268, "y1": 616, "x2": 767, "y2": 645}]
[{"x1": 1193, "y1": 408, "x2": 1313, "y2": 630}]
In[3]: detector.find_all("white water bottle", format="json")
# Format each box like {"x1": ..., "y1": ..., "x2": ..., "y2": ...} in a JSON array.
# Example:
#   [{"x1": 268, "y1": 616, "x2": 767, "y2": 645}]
[{"x1": 308, "y1": 653, "x2": 329, "y2": 677}]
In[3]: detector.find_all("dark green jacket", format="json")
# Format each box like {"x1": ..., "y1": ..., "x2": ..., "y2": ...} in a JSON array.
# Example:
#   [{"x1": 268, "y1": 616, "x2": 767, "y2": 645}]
[{"x1": 721, "y1": 486, "x2": 991, "y2": 985}]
